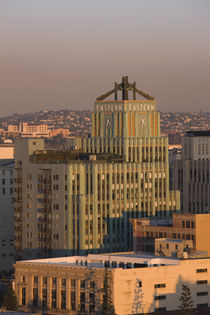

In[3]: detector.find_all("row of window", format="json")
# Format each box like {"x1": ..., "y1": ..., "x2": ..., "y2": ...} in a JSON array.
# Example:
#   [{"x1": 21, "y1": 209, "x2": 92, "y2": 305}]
[
  {"x1": 1, "y1": 239, "x2": 14, "y2": 246},
  {"x1": 1, "y1": 253, "x2": 14, "y2": 258},
  {"x1": 0, "y1": 170, "x2": 13, "y2": 176},
  {"x1": 182, "y1": 220, "x2": 194, "y2": 229},
  {"x1": 1, "y1": 187, "x2": 13, "y2": 195},
  {"x1": 1, "y1": 178, "x2": 13, "y2": 185}
]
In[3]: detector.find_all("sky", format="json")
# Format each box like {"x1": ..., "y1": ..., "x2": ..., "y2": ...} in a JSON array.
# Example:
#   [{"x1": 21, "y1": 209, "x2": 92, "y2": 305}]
[{"x1": 0, "y1": 0, "x2": 210, "y2": 116}]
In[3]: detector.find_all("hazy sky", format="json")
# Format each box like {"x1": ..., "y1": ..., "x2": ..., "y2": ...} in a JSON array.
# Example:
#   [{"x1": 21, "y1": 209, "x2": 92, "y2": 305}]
[{"x1": 0, "y1": 0, "x2": 210, "y2": 116}]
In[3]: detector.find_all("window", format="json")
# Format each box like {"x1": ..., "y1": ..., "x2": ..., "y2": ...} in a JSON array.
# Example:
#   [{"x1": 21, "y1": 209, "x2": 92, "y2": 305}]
[
  {"x1": 197, "y1": 292, "x2": 208, "y2": 296},
  {"x1": 52, "y1": 278, "x2": 56, "y2": 285},
  {"x1": 196, "y1": 269, "x2": 207, "y2": 273},
  {"x1": 138, "y1": 281, "x2": 142, "y2": 288},
  {"x1": 154, "y1": 283, "x2": 166, "y2": 288},
  {"x1": 34, "y1": 276, "x2": 38, "y2": 284},
  {"x1": 186, "y1": 221, "x2": 190, "y2": 228},
  {"x1": 155, "y1": 308, "x2": 167, "y2": 312},
  {"x1": 80, "y1": 280, "x2": 86, "y2": 288},
  {"x1": 62, "y1": 279, "x2": 66, "y2": 286},
  {"x1": 155, "y1": 295, "x2": 166, "y2": 300},
  {"x1": 43, "y1": 277, "x2": 47, "y2": 285},
  {"x1": 197, "y1": 280, "x2": 208, "y2": 285},
  {"x1": 166, "y1": 244, "x2": 169, "y2": 249},
  {"x1": 71, "y1": 279, "x2": 76, "y2": 287},
  {"x1": 197, "y1": 303, "x2": 208, "y2": 308},
  {"x1": 52, "y1": 289, "x2": 56, "y2": 309},
  {"x1": 71, "y1": 291, "x2": 75, "y2": 310}
]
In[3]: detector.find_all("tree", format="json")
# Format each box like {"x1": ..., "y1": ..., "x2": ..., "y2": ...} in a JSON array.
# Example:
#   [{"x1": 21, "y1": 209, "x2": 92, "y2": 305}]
[
  {"x1": 4, "y1": 281, "x2": 18, "y2": 311},
  {"x1": 179, "y1": 284, "x2": 194, "y2": 315},
  {"x1": 101, "y1": 268, "x2": 116, "y2": 315},
  {"x1": 131, "y1": 279, "x2": 145, "y2": 314}
]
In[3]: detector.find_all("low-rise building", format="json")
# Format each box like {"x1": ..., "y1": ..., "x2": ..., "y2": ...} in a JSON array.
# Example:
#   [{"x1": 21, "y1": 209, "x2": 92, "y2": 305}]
[
  {"x1": 5, "y1": 122, "x2": 51, "y2": 138},
  {"x1": 50, "y1": 128, "x2": 70, "y2": 138},
  {"x1": 155, "y1": 238, "x2": 198, "y2": 258},
  {"x1": 132, "y1": 213, "x2": 210, "y2": 255},
  {"x1": 0, "y1": 144, "x2": 14, "y2": 159},
  {"x1": 14, "y1": 253, "x2": 210, "y2": 314}
]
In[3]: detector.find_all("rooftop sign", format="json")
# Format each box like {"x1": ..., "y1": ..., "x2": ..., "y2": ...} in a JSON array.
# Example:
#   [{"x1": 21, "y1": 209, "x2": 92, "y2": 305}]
[{"x1": 95, "y1": 101, "x2": 156, "y2": 113}]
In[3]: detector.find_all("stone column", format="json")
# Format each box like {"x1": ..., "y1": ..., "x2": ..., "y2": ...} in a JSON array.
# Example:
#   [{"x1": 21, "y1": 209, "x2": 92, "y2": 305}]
[
  {"x1": 75, "y1": 279, "x2": 80, "y2": 312},
  {"x1": 47, "y1": 277, "x2": 52, "y2": 310},
  {"x1": 38, "y1": 276, "x2": 43, "y2": 308},
  {"x1": 56, "y1": 277, "x2": 61, "y2": 310},
  {"x1": 17, "y1": 284, "x2": 22, "y2": 306},
  {"x1": 28, "y1": 275, "x2": 33, "y2": 306},
  {"x1": 25, "y1": 282, "x2": 29, "y2": 306},
  {"x1": 66, "y1": 278, "x2": 71, "y2": 311}
]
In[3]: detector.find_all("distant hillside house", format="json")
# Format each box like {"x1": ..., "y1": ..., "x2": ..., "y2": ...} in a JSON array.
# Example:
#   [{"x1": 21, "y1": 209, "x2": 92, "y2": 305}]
[{"x1": 6, "y1": 122, "x2": 51, "y2": 138}]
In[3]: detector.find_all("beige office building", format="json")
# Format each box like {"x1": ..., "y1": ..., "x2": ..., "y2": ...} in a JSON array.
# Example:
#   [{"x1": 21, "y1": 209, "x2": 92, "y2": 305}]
[{"x1": 14, "y1": 253, "x2": 210, "y2": 314}]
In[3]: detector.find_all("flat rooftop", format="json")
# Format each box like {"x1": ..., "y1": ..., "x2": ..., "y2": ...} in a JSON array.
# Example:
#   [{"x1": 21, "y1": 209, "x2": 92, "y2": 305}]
[
  {"x1": 155, "y1": 238, "x2": 184, "y2": 243},
  {"x1": 29, "y1": 151, "x2": 125, "y2": 164},
  {"x1": 186, "y1": 130, "x2": 210, "y2": 137},
  {"x1": 17, "y1": 253, "x2": 180, "y2": 269}
]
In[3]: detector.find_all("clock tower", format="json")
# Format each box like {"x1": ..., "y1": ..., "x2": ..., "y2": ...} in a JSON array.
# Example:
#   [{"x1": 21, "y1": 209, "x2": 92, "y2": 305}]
[{"x1": 91, "y1": 76, "x2": 160, "y2": 140}]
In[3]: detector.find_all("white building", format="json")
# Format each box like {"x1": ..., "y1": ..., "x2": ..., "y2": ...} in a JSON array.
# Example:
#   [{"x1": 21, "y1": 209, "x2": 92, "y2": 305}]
[
  {"x1": 14, "y1": 253, "x2": 210, "y2": 314},
  {"x1": 7, "y1": 122, "x2": 51, "y2": 138}
]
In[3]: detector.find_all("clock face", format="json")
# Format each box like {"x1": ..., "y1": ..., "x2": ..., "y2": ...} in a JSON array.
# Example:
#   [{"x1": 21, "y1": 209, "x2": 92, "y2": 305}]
[
  {"x1": 106, "y1": 118, "x2": 111, "y2": 128},
  {"x1": 104, "y1": 115, "x2": 112, "y2": 129},
  {"x1": 141, "y1": 118, "x2": 146, "y2": 127},
  {"x1": 104, "y1": 114, "x2": 113, "y2": 137}
]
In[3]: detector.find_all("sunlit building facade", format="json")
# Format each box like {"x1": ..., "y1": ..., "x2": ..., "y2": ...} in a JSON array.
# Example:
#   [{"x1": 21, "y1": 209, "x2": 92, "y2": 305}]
[{"x1": 14, "y1": 77, "x2": 180, "y2": 259}]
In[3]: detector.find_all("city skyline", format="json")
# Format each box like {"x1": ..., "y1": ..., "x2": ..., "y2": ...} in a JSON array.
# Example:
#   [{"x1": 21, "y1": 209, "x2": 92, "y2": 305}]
[{"x1": 0, "y1": 0, "x2": 210, "y2": 116}]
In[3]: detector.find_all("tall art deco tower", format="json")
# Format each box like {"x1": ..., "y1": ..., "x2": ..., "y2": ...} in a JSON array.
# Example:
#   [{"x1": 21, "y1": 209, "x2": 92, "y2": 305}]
[
  {"x1": 15, "y1": 77, "x2": 180, "y2": 259},
  {"x1": 82, "y1": 76, "x2": 180, "y2": 250}
]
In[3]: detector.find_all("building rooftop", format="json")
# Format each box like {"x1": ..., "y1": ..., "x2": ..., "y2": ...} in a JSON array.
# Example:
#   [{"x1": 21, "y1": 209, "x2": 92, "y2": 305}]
[
  {"x1": 0, "y1": 159, "x2": 14, "y2": 166},
  {"x1": 186, "y1": 130, "x2": 210, "y2": 137},
  {"x1": 156, "y1": 238, "x2": 184, "y2": 243},
  {"x1": 29, "y1": 151, "x2": 125, "y2": 164},
  {"x1": 17, "y1": 253, "x2": 180, "y2": 269}
]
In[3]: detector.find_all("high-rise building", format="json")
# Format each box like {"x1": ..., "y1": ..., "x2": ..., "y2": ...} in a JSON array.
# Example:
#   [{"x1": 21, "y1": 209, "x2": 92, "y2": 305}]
[
  {"x1": 0, "y1": 159, "x2": 15, "y2": 274},
  {"x1": 172, "y1": 131, "x2": 210, "y2": 212},
  {"x1": 14, "y1": 77, "x2": 180, "y2": 260}
]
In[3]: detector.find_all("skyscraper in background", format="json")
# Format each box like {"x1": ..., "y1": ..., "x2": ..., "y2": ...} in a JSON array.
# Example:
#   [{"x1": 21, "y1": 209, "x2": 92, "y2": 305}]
[{"x1": 172, "y1": 131, "x2": 210, "y2": 213}]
